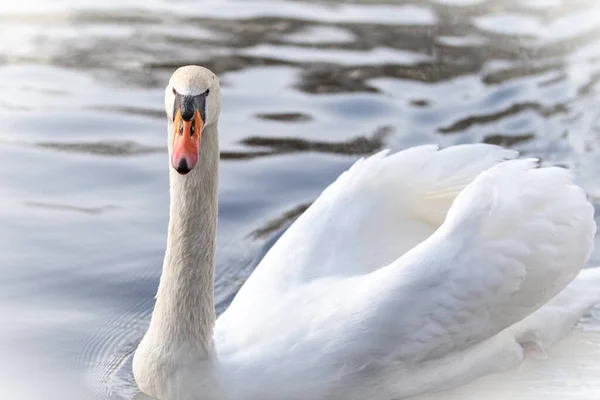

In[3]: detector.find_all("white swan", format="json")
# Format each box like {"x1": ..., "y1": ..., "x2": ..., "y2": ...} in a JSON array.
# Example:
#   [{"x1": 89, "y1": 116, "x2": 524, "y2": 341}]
[{"x1": 132, "y1": 65, "x2": 600, "y2": 400}]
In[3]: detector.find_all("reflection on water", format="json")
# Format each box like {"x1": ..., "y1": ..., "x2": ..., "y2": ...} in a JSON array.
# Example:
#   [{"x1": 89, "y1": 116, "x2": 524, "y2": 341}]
[
  {"x1": 250, "y1": 202, "x2": 311, "y2": 239},
  {"x1": 1, "y1": 0, "x2": 600, "y2": 399},
  {"x1": 224, "y1": 125, "x2": 391, "y2": 159},
  {"x1": 438, "y1": 102, "x2": 569, "y2": 133},
  {"x1": 35, "y1": 141, "x2": 163, "y2": 156},
  {"x1": 256, "y1": 112, "x2": 312, "y2": 122},
  {"x1": 25, "y1": 201, "x2": 120, "y2": 215}
]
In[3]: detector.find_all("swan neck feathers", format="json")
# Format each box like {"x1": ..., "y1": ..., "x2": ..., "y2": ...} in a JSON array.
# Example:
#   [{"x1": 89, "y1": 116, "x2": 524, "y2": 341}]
[
  {"x1": 134, "y1": 122, "x2": 220, "y2": 399},
  {"x1": 157, "y1": 120, "x2": 219, "y2": 344}
]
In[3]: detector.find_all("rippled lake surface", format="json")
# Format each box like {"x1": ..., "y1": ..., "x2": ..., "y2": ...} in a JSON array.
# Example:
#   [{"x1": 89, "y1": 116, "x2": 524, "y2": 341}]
[{"x1": 2, "y1": 0, "x2": 600, "y2": 399}]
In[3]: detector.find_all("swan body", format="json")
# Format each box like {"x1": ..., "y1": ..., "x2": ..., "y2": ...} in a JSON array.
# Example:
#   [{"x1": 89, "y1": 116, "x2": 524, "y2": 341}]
[{"x1": 133, "y1": 65, "x2": 600, "y2": 400}]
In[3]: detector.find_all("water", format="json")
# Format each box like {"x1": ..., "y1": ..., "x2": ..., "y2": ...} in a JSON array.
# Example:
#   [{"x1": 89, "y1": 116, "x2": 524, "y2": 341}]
[{"x1": 1, "y1": 0, "x2": 600, "y2": 398}]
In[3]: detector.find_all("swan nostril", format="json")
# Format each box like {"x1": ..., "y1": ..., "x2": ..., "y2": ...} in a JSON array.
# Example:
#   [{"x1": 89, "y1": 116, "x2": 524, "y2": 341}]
[{"x1": 176, "y1": 159, "x2": 190, "y2": 175}]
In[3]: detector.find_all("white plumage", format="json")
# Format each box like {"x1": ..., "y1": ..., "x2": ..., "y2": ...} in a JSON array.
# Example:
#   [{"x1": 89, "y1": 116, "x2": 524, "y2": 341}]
[
  {"x1": 133, "y1": 66, "x2": 600, "y2": 400},
  {"x1": 216, "y1": 145, "x2": 597, "y2": 400}
]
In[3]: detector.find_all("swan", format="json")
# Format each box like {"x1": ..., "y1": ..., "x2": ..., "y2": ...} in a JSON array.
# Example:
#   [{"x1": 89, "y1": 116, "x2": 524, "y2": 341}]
[{"x1": 132, "y1": 65, "x2": 600, "y2": 400}]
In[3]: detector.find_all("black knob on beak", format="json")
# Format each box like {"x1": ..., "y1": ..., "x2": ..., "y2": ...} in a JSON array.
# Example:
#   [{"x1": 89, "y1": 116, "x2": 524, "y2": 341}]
[{"x1": 176, "y1": 158, "x2": 190, "y2": 175}]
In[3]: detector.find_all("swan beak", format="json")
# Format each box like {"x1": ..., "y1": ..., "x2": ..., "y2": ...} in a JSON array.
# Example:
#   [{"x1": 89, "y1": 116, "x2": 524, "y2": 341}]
[{"x1": 171, "y1": 110, "x2": 203, "y2": 175}]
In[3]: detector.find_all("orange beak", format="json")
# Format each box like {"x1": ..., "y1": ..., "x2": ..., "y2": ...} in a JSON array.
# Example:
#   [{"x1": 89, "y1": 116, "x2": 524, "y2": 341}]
[{"x1": 171, "y1": 109, "x2": 203, "y2": 175}]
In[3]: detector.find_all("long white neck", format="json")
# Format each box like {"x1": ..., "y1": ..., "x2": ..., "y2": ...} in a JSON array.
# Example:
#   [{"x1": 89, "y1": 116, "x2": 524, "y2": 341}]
[
  {"x1": 133, "y1": 122, "x2": 223, "y2": 400},
  {"x1": 152, "y1": 121, "x2": 220, "y2": 348}
]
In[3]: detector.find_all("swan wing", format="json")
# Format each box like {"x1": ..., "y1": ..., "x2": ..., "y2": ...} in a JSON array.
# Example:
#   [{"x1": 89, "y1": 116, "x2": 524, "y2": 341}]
[
  {"x1": 362, "y1": 158, "x2": 595, "y2": 366},
  {"x1": 238, "y1": 144, "x2": 517, "y2": 293}
]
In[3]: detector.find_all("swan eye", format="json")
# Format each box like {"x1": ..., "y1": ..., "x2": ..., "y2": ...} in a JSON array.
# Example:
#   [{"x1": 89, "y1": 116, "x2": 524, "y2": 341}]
[
  {"x1": 172, "y1": 87, "x2": 177, "y2": 95},
  {"x1": 178, "y1": 120, "x2": 183, "y2": 134},
  {"x1": 190, "y1": 121, "x2": 195, "y2": 135},
  {"x1": 204, "y1": 89, "x2": 210, "y2": 95}
]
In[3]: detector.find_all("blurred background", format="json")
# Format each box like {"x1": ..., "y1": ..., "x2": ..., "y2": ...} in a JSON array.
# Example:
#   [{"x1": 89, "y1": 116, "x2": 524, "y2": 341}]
[{"x1": 1, "y1": 0, "x2": 600, "y2": 399}]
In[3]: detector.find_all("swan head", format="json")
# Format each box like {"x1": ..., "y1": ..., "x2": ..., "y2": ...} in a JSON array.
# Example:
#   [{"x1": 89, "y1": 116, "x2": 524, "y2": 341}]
[{"x1": 165, "y1": 65, "x2": 221, "y2": 175}]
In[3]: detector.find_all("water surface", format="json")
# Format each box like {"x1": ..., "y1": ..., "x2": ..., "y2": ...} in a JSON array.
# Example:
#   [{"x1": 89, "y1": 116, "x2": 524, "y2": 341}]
[{"x1": 1, "y1": 0, "x2": 600, "y2": 399}]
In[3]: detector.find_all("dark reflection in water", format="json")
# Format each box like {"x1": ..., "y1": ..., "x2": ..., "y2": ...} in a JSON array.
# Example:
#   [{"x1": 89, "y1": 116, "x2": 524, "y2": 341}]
[
  {"x1": 1, "y1": 1, "x2": 600, "y2": 399},
  {"x1": 250, "y1": 202, "x2": 310, "y2": 239},
  {"x1": 25, "y1": 201, "x2": 120, "y2": 215},
  {"x1": 223, "y1": 126, "x2": 391, "y2": 159},
  {"x1": 256, "y1": 112, "x2": 312, "y2": 122},
  {"x1": 36, "y1": 141, "x2": 163, "y2": 156},
  {"x1": 439, "y1": 102, "x2": 569, "y2": 133},
  {"x1": 483, "y1": 132, "x2": 535, "y2": 147},
  {"x1": 91, "y1": 106, "x2": 165, "y2": 119}
]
